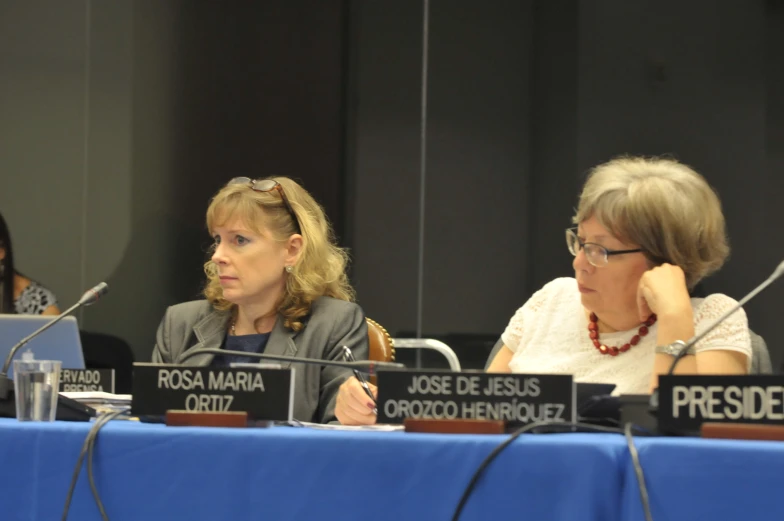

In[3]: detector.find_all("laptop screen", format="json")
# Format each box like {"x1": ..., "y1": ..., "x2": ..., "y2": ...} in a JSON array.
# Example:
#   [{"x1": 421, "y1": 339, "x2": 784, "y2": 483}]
[{"x1": 0, "y1": 315, "x2": 85, "y2": 379}]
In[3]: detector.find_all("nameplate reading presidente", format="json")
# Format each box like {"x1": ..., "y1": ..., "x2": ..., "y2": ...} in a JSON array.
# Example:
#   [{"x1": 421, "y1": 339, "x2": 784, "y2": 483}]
[
  {"x1": 376, "y1": 370, "x2": 575, "y2": 426},
  {"x1": 131, "y1": 363, "x2": 294, "y2": 421},
  {"x1": 658, "y1": 375, "x2": 784, "y2": 433},
  {"x1": 58, "y1": 369, "x2": 115, "y2": 393}
]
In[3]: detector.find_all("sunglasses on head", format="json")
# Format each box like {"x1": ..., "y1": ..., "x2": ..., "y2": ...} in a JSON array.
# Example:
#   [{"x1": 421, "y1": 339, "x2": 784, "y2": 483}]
[{"x1": 228, "y1": 177, "x2": 302, "y2": 235}]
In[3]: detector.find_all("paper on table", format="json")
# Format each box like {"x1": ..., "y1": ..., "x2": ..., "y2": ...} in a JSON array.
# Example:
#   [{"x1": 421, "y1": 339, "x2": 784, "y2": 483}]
[
  {"x1": 287, "y1": 420, "x2": 403, "y2": 431},
  {"x1": 60, "y1": 391, "x2": 132, "y2": 404}
]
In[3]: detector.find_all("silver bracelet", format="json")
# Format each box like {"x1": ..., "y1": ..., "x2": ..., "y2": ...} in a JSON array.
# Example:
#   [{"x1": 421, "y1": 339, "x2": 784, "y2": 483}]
[{"x1": 655, "y1": 340, "x2": 695, "y2": 357}]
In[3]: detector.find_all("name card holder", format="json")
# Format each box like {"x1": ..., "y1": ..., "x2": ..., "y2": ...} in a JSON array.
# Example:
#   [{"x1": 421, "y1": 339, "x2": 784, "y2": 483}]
[
  {"x1": 404, "y1": 418, "x2": 506, "y2": 434},
  {"x1": 59, "y1": 369, "x2": 115, "y2": 394},
  {"x1": 131, "y1": 363, "x2": 295, "y2": 425},
  {"x1": 658, "y1": 375, "x2": 784, "y2": 435},
  {"x1": 701, "y1": 422, "x2": 784, "y2": 441},
  {"x1": 376, "y1": 370, "x2": 575, "y2": 433},
  {"x1": 166, "y1": 410, "x2": 252, "y2": 428}
]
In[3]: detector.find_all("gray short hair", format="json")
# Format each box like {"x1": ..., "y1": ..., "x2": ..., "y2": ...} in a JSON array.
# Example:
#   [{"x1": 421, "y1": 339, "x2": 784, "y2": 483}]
[{"x1": 573, "y1": 156, "x2": 729, "y2": 289}]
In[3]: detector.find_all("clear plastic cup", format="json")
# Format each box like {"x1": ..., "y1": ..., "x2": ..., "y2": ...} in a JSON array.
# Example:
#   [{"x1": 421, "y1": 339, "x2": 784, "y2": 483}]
[{"x1": 13, "y1": 357, "x2": 61, "y2": 421}]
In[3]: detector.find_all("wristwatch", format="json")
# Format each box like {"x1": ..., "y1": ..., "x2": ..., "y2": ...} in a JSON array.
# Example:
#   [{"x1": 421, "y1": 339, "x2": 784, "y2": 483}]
[{"x1": 655, "y1": 340, "x2": 695, "y2": 357}]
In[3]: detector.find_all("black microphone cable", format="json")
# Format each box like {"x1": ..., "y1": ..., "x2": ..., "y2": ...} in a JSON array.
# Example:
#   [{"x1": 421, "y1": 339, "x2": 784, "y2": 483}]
[
  {"x1": 450, "y1": 419, "x2": 655, "y2": 521},
  {"x1": 61, "y1": 409, "x2": 131, "y2": 521},
  {"x1": 624, "y1": 422, "x2": 653, "y2": 521},
  {"x1": 57, "y1": 414, "x2": 656, "y2": 521}
]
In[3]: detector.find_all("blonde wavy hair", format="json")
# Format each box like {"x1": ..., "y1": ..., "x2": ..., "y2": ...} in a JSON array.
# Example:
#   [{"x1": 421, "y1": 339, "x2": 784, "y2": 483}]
[
  {"x1": 573, "y1": 156, "x2": 729, "y2": 289},
  {"x1": 203, "y1": 176, "x2": 355, "y2": 331}
]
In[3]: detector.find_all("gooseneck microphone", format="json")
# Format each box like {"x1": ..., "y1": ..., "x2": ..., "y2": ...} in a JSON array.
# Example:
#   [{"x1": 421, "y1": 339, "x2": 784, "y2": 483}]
[
  {"x1": 0, "y1": 282, "x2": 109, "y2": 400},
  {"x1": 665, "y1": 260, "x2": 784, "y2": 376},
  {"x1": 176, "y1": 347, "x2": 405, "y2": 375}
]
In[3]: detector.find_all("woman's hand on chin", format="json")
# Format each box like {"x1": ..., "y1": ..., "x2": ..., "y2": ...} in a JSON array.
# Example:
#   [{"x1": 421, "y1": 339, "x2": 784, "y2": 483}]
[{"x1": 636, "y1": 263, "x2": 692, "y2": 322}]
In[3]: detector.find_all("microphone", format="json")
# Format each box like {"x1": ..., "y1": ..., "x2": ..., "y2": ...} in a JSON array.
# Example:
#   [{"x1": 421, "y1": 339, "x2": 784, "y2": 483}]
[
  {"x1": 665, "y1": 260, "x2": 784, "y2": 375},
  {"x1": 77, "y1": 281, "x2": 109, "y2": 307},
  {"x1": 0, "y1": 282, "x2": 109, "y2": 400},
  {"x1": 176, "y1": 347, "x2": 405, "y2": 375}
]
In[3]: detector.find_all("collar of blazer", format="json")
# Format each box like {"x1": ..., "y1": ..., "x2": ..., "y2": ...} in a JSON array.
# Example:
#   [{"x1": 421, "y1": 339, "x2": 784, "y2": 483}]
[{"x1": 179, "y1": 308, "x2": 301, "y2": 367}]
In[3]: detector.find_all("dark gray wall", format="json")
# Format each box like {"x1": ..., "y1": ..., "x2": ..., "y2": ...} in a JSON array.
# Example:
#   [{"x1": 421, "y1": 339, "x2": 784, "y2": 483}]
[
  {"x1": 0, "y1": 0, "x2": 133, "y2": 326},
  {"x1": 527, "y1": 0, "x2": 581, "y2": 289},
  {"x1": 423, "y1": 1, "x2": 532, "y2": 335},
  {"x1": 349, "y1": 0, "x2": 533, "y2": 344},
  {"x1": 765, "y1": 0, "x2": 784, "y2": 370},
  {"x1": 347, "y1": 0, "x2": 424, "y2": 336}
]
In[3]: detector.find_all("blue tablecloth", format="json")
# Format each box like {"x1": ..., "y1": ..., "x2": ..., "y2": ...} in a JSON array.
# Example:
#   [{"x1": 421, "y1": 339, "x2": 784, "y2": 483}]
[
  {"x1": 621, "y1": 436, "x2": 784, "y2": 521},
  {"x1": 0, "y1": 418, "x2": 628, "y2": 521},
  {"x1": 4, "y1": 418, "x2": 781, "y2": 521}
]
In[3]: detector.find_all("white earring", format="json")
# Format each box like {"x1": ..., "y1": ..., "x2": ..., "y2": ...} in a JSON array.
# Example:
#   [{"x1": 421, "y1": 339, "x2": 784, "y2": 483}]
[{"x1": 285, "y1": 265, "x2": 293, "y2": 273}]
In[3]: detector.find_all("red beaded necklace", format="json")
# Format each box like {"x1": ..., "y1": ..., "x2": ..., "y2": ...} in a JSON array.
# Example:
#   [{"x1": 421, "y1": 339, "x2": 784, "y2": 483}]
[{"x1": 588, "y1": 313, "x2": 657, "y2": 356}]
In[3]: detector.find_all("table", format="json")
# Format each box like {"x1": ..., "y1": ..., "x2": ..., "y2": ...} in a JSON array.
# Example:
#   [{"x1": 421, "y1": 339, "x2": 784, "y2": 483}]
[
  {"x1": 4, "y1": 419, "x2": 781, "y2": 521},
  {"x1": 0, "y1": 419, "x2": 627, "y2": 521},
  {"x1": 621, "y1": 436, "x2": 784, "y2": 521}
]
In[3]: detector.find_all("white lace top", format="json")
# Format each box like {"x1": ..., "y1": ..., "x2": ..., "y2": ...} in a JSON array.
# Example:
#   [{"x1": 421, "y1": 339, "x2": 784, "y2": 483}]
[{"x1": 501, "y1": 277, "x2": 752, "y2": 395}]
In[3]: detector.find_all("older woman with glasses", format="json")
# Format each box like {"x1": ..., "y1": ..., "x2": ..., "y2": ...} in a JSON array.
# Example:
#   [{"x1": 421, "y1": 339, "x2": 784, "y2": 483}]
[
  {"x1": 485, "y1": 156, "x2": 751, "y2": 394},
  {"x1": 152, "y1": 176, "x2": 369, "y2": 423}
]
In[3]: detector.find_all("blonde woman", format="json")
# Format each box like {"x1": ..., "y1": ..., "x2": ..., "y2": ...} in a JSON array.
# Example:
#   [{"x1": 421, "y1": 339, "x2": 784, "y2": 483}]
[{"x1": 152, "y1": 176, "x2": 368, "y2": 424}]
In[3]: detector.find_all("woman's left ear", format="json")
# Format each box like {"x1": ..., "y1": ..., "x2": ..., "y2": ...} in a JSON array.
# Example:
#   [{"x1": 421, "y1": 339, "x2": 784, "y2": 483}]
[{"x1": 285, "y1": 234, "x2": 303, "y2": 265}]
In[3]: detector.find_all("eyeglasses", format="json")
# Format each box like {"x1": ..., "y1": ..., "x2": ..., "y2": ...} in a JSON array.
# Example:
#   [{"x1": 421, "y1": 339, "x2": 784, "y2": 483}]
[
  {"x1": 565, "y1": 227, "x2": 643, "y2": 267},
  {"x1": 228, "y1": 177, "x2": 302, "y2": 235}
]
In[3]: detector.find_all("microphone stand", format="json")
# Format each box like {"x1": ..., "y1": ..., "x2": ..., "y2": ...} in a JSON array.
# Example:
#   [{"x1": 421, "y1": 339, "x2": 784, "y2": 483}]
[{"x1": 176, "y1": 347, "x2": 406, "y2": 375}]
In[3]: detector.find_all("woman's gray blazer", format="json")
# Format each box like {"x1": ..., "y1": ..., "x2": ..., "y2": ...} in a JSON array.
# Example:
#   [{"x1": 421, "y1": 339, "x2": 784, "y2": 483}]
[{"x1": 151, "y1": 296, "x2": 369, "y2": 423}]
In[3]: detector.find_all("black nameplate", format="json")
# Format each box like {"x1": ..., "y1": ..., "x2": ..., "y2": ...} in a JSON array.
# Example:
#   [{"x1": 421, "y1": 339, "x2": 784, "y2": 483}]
[
  {"x1": 59, "y1": 369, "x2": 115, "y2": 393},
  {"x1": 131, "y1": 363, "x2": 294, "y2": 421},
  {"x1": 376, "y1": 370, "x2": 575, "y2": 426},
  {"x1": 658, "y1": 375, "x2": 784, "y2": 433}
]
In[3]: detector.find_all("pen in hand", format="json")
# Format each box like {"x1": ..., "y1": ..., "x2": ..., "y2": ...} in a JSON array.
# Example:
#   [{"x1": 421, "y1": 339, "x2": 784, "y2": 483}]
[{"x1": 342, "y1": 346, "x2": 378, "y2": 416}]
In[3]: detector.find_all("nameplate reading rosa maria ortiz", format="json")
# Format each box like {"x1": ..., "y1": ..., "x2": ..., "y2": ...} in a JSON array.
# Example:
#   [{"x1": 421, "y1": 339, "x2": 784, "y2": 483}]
[{"x1": 131, "y1": 363, "x2": 295, "y2": 421}]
